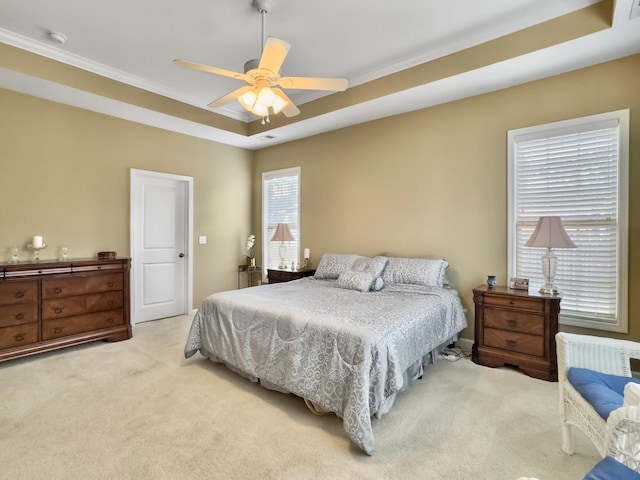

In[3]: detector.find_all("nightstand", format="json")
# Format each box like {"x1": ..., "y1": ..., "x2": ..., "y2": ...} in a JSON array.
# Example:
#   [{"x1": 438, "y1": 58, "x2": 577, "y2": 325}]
[
  {"x1": 267, "y1": 269, "x2": 316, "y2": 284},
  {"x1": 237, "y1": 265, "x2": 262, "y2": 289},
  {"x1": 472, "y1": 285, "x2": 561, "y2": 381}
]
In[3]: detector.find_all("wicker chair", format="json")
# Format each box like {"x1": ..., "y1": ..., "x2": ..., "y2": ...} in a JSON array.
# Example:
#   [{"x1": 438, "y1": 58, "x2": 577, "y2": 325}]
[{"x1": 556, "y1": 332, "x2": 640, "y2": 471}]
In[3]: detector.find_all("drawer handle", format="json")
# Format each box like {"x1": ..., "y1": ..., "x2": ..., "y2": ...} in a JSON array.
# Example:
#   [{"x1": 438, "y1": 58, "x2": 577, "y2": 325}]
[
  {"x1": 54, "y1": 307, "x2": 64, "y2": 314},
  {"x1": 107, "y1": 317, "x2": 115, "y2": 324},
  {"x1": 53, "y1": 287, "x2": 63, "y2": 294},
  {"x1": 14, "y1": 333, "x2": 25, "y2": 342},
  {"x1": 53, "y1": 327, "x2": 64, "y2": 334},
  {"x1": 509, "y1": 299, "x2": 515, "y2": 305},
  {"x1": 506, "y1": 339, "x2": 518, "y2": 348},
  {"x1": 106, "y1": 281, "x2": 114, "y2": 288},
  {"x1": 107, "y1": 300, "x2": 115, "y2": 306},
  {"x1": 14, "y1": 291, "x2": 25, "y2": 299},
  {"x1": 15, "y1": 313, "x2": 24, "y2": 320},
  {"x1": 507, "y1": 319, "x2": 518, "y2": 328}
]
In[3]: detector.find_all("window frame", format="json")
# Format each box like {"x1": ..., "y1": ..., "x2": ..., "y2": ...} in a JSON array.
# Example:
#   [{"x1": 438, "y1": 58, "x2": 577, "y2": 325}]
[
  {"x1": 261, "y1": 166, "x2": 301, "y2": 281},
  {"x1": 507, "y1": 109, "x2": 629, "y2": 333}
]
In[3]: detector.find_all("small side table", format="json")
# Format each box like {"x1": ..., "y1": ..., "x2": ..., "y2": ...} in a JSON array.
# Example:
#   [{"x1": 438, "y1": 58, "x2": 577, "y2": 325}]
[
  {"x1": 472, "y1": 285, "x2": 561, "y2": 381},
  {"x1": 267, "y1": 269, "x2": 316, "y2": 284},
  {"x1": 238, "y1": 264, "x2": 262, "y2": 289}
]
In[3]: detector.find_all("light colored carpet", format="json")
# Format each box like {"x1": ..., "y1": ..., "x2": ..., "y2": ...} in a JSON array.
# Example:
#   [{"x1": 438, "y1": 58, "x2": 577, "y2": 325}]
[{"x1": 0, "y1": 314, "x2": 600, "y2": 479}]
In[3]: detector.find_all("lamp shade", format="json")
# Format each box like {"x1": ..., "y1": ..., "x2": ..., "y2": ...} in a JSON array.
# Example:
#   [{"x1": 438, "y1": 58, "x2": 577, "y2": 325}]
[
  {"x1": 271, "y1": 223, "x2": 295, "y2": 242},
  {"x1": 524, "y1": 216, "x2": 576, "y2": 249}
]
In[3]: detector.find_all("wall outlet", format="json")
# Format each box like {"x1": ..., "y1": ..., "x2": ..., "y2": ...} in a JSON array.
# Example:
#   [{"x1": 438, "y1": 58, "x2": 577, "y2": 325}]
[{"x1": 198, "y1": 236, "x2": 207, "y2": 245}]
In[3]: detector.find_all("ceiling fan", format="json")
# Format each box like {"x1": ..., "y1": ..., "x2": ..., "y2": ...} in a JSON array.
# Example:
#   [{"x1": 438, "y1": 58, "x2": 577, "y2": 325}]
[{"x1": 174, "y1": 0, "x2": 348, "y2": 124}]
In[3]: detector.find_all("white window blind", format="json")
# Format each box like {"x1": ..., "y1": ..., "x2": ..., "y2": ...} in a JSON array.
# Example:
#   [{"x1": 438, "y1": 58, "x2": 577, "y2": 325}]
[
  {"x1": 262, "y1": 167, "x2": 300, "y2": 275},
  {"x1": 508, "y1": 110, "x2": 628, "y2": 332}
]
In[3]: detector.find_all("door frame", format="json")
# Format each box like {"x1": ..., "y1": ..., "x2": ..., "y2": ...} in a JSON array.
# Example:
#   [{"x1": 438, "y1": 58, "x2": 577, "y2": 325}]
[{"x1": 130, "y1": 168, "x2": 194, "y2": 324}]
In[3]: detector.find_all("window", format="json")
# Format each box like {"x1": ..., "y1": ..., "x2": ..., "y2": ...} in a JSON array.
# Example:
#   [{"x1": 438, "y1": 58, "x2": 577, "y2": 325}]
[
  {"x1": 262, "y1": 167, "x2": 300, "y2": 276},
  {"x1": 508, "y1": 110, "x2": 629, "y2": 332}
]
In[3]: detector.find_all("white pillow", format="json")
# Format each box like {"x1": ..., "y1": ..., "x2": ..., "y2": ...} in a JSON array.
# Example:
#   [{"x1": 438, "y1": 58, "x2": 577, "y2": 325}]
[
  {"x1": 314, "y1": 254, "x2": 359, "y2": 279},
  {"x1": 351, "y1": 255, "x2": 388, "y2": 278},
  {"x1": 382, "y1": 257, "x2": 448, "y2": 287},
  {"x1": 336, "y1": 270, "x2": 376, "y2": 292}
]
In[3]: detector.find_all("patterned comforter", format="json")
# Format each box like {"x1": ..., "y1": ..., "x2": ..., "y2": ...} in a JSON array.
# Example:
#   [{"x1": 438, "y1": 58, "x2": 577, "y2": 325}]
[{"x1": 184, "y1": 277, "x2": 467, "y2": 454}]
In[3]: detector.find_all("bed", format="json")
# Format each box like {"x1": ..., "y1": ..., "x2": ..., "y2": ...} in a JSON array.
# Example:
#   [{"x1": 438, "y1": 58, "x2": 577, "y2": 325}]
[{"x1": 184, "y1": 254, "x2": 467, "y2": 455}]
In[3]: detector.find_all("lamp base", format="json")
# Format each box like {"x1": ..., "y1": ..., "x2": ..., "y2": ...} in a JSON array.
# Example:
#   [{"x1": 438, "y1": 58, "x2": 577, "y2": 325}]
[
  {"x1": 539, "y1": 284, "x2": 558, "y2": 296},
  {"x1": 278, "y1": 257, "x2": 287, "y2": 270}
]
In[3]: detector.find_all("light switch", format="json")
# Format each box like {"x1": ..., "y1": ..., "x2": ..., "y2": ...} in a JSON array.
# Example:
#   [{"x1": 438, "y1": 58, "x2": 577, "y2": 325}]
[{"x1": 198, "y1": 236, "x2": 207, "y2": 245}]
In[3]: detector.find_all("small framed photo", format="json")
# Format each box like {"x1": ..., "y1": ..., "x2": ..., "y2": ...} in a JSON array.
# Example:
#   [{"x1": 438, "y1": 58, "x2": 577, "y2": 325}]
[{"x1": 510, "y1": 277, "x2": 529, "y2": 290}]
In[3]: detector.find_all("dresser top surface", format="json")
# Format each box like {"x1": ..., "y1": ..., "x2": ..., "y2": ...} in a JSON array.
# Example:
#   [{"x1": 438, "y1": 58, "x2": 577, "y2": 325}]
[{"x1": 473, "y1": 284, "x2": 561, "y2": 300}]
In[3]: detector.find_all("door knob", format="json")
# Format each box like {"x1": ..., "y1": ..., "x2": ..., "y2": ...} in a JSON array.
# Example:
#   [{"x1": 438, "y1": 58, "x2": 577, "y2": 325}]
[{"x1": 178, "y1": 253, "x2": 185, "y2": 258}]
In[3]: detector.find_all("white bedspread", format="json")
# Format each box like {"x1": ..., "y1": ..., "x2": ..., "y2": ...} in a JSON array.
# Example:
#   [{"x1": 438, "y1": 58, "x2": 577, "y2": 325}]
[{"x1": 184, "y1": 277, "x2": 467, "y2": 454}]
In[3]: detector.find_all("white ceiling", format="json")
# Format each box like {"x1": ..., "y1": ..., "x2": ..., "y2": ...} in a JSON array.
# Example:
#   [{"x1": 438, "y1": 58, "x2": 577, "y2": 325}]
[{"x1": 1, "y1": 0, "x2": 639, "y2": 150}]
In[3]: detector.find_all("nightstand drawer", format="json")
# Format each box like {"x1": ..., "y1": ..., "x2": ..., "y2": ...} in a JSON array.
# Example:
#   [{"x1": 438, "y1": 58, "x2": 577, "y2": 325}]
[
  {"x1": 484, "y1": 307, "x2": 544, "y2": 335},
  {"x1": 484, "y1": 328, "x2": 544, "y2": 357},
  {"x1": 482, "y1": 294, "x2": 544, "y2": 312},
  {"x1": 267, "y1": 269, "x2": 316, "y2": 283}
]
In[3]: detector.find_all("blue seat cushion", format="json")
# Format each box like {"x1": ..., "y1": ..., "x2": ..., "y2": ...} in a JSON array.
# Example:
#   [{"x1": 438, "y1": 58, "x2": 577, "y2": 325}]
[
  {"x1": 583, "y1": 455, "x2": 640, "y2": 480},
  {"x1": 567, "y1": 367, "x2": 640, "y2": 420}
]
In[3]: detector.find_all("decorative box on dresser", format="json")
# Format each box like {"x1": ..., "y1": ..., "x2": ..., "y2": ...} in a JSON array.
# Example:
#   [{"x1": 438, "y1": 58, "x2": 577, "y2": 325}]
[
  {"x1": 267, "y1": 269, "x2": 316, "y2": 284},
  {"x1": 472, "y1": 285, "x2": 561, "y2": 381},
  {"x1": 0, "y1": 258, "x2": 131, "y2": 362}
]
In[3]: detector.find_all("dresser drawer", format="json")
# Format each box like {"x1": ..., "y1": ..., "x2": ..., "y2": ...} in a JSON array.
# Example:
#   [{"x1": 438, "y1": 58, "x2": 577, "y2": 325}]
[
  {"x1": 42, "y1": 310, "x2": 124, "y2": 340},
  {"x1": 0, "y1": 323, "x2": 39, "y2": 349},
  {"x1": 0, "y1": 304, "x2": 38, "y2": 328},
  {"x1": 42, "y1": 291, "x2": 123, "y2": 320},
  {"x1": 0, "y1": 280, "x2": 38, "y2": 306},
  {"x1": 484, "y1": 307, "x2": 544, "y2": 335},
  {"x1": 484, "y1": 328, "x2": 544, "y2": 357},
  {"x1": 42, "y1": 273, "x2": 123, "y2": 299},
  {"x1": 482, "y1": 294, "x2": 544, "y2": 312}
]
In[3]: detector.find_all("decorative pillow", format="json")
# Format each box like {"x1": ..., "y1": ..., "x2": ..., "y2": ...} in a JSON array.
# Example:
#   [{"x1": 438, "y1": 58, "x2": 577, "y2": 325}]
[
  {"x1": 336, "y1": 270, "x2": 376, "y2": 292},
  {"x1": 381, "y1": 253, "x2": 451, "y2": 287},
  {"x1": 351, "y1": 255, "x2": 388, "y2": 279},
  {"x1": 314, "y1": 254, "x2": 358, "y2": 279},
  {"x1": 382, "y1": 257, "x2": 448, "y2": 287},
  {"x1": 371, "y1": 277, "x2": 384, "y2": 291}
]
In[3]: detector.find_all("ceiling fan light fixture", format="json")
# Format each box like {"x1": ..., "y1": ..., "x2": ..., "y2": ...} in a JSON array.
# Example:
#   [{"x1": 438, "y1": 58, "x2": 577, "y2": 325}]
[
  {"x1": 257, "y1": 87, "x2": 276, "y2": 107},
  {"x1": 251, "y1": 100, "x2": 269, "y2": 117},
  {"x1": 272, "y1": 95, "x2": 288, "y2": 114}
]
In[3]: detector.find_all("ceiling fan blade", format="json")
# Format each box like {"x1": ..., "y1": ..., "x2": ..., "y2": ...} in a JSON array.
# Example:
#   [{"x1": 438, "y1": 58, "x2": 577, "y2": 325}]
[
  {"x1": 258, "y1": 37, "x2": 291, "y2": 74},
  {"x1": 278, "y1": 76, "x2": 348, "y2": 92},
  {"x1": 272, "y1": 88, "x2": 300, "y2": 117},
  {"x1": 174, "y1": 59, "x2": 248, "y2": 82},
  {"x1": 208, "y1": 86, "x2": 254, "y2": 108}
]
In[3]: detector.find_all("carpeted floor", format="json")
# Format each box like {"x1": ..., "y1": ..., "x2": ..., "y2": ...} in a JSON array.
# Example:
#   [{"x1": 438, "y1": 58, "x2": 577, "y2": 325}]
[{"x1": 0, "y1": 314, "x2": 600, "y2": 479}]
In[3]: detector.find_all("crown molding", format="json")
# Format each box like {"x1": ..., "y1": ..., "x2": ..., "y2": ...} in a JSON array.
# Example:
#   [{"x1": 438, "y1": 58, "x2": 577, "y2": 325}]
[{"x1": 0, "y1": 28, "x2": 248, "y2": 122}]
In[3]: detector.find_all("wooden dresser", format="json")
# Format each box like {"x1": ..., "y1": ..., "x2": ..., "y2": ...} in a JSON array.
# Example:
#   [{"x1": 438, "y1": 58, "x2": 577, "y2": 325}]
[
  {"x1": 0, "y1": 258, "x2": 131, "y2": 362},
  {"x1": 267, "y1": 269, "x2": 316, "y2": 283},
  {"x1": 472, "y1": 285, "x2": 561, "y2": 381}
]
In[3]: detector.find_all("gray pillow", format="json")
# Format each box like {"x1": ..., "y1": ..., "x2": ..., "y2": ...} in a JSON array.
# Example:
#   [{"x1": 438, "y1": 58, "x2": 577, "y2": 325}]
[
  {"x1": 336, "y1": 270, "x2": 376, "y2": 292},
  {"x1": 382, "y1": 257, "x2": 448, "y2": 287},
  {"x1": 351, "y1": 255, "x2": 388, "y2": 278},
  {"x1": 314, "y1": 254, "x2": 359, "y2": 279}
]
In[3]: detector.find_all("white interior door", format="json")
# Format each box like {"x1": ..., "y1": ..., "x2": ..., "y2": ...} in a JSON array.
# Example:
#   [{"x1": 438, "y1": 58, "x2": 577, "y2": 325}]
[{"x1": 131, "y1": 169, "x2": 193, "y2": 323}]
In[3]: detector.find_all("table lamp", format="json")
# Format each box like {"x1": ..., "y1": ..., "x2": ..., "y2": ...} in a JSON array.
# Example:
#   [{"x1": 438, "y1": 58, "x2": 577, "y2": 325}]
[
  {"x1": 524, "y1": 216, "x2": 576, "y2": 295},
  {"x1": 271, "y1": 223, "x2": 295, "y2": 269}
]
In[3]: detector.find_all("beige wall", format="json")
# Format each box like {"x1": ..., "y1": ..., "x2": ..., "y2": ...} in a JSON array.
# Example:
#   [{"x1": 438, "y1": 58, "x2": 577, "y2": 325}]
[
  {"x1": 0, "y1": 89, "x2": 253, "y2": 307},
  {"x1": 253, "y1": 54, "x2": 640, "y2": 342}
]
